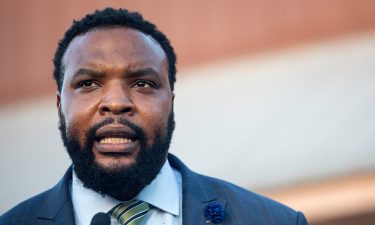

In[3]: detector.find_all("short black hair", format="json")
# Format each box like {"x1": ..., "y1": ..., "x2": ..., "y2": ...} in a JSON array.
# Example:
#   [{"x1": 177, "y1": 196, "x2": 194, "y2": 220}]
[{"x1": 53, "y1": 7, "x2": 177, "y2": 91}]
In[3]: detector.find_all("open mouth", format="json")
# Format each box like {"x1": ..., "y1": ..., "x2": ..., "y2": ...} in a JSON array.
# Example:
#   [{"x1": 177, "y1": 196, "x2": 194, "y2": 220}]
[
  {"x1": 97, "y1": 137, "x2": 135, "y2": 144},
  {"x1": 93, "y1": 125, "x2": 139, "y2": 154}
]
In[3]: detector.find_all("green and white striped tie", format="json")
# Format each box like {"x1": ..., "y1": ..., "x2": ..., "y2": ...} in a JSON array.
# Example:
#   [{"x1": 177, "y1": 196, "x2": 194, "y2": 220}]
[{"x1": 109, "y1": 200, "x2": 150, "y2": 225}]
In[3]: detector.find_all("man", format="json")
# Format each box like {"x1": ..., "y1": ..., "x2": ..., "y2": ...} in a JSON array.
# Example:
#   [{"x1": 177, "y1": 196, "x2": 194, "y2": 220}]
[{"x1": 0, "y1": 8, "x2": 308, "y2": 225}]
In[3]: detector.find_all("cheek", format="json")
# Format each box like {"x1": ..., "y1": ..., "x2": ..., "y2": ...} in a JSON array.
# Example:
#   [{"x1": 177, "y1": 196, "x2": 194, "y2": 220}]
[
  {"x1": 61, "y1": 94, "x2": 99, "y2": 143},
  {"x1": 136, "y1": 96, "x2": 173, "y2": 139},
  {"x1": 63, "y1": 112, "x2": 89, "y2": 145}
]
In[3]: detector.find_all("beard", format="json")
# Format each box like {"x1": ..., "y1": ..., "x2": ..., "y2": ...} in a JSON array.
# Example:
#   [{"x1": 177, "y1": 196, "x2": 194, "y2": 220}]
[{"x1": 58, "y1": 111, "x2": 174, "y2": 200}]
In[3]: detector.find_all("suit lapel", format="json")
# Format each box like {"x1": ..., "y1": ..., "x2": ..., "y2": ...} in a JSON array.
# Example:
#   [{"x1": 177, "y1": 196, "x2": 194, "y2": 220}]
[
  {"x1": 36, "y1": 167, "x2": 76, "y2": 225},
  {"x1": 168, "y1": 154, "x2": 227, "y2": 225}
]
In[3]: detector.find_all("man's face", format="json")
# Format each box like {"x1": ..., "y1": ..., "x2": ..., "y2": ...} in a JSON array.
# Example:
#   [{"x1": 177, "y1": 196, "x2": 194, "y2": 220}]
[{"x1": 57, "y1": 27, "x2": 174, "y2": 200}]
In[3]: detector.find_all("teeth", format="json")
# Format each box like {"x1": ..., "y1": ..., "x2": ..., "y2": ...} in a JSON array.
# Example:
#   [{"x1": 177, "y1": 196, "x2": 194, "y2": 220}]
[{"x1": 99, "y1": 138, "x2": 132, "y2": 144}]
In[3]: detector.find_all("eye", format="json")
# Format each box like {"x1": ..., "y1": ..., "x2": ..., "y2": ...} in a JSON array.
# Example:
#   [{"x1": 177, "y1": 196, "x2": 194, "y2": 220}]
[
  {"x1": 77, "y1": 80, "x2": 100, "y2": 88},
  {"x1": 132, "y1": 80, "x2": 156, "y2": 88}
]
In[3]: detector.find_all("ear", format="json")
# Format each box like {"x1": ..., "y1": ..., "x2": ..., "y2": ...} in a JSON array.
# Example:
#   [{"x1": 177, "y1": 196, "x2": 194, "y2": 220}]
[
  {"x1": 56, "y1": 91, "x2": 61, "y2": 112},
  {"x1": 171, "y1": 93, "x2": 176, "y2": 130},
  {"x1": 172, "y1": 93, "x2": 175, "y2": 101},
  {"x1": 56, "y1": 91, "x2": 62, "y2": 128}
]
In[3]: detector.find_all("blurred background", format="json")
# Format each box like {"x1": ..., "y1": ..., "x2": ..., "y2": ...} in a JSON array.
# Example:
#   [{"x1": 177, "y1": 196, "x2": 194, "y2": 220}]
[{"x1": 1, "y1": 1, "x2": 375, "y2": 224}]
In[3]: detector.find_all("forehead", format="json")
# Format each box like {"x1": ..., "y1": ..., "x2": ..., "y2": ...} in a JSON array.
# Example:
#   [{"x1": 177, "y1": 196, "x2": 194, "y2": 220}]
[{"x1": 62, "y1": 27, "x2": 167, "y2": 73}]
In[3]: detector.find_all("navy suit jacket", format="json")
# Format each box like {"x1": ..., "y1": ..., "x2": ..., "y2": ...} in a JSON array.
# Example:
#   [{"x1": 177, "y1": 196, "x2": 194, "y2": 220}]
[{"x1": 0, "y1": 154, "x2": 308, "y2": 225}]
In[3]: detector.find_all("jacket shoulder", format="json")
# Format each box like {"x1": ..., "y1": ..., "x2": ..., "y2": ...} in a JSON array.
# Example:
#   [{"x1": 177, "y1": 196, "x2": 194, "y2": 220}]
[
  {"x1": 0, "y1": 189, "x2": 53, "y2": 225},
  {"x1": 198, "y1": 174, "x2": 308, "y2": 225},
  {"x1": 169, "y1": 154, "x2": 307, "y2": 224},
  {"x1": 0, "y1": 168, "x2": 74, "y2": 225}
]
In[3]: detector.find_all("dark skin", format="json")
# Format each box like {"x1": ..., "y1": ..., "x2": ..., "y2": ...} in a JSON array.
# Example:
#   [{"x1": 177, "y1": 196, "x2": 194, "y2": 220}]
[{"x1": 57, "y1": 27, "x2": 174, "y2": 174}]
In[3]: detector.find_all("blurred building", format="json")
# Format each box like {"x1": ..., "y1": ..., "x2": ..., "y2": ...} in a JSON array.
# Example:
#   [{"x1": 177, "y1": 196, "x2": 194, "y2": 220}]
[{"x1": 1, "y1": 1, "x2": 375, "y2": 224}]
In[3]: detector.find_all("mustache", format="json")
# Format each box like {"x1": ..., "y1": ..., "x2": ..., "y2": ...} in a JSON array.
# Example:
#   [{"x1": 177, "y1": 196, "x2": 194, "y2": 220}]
[{"x1": 86, "y1": 117, "x2": 146, "y2": 143}]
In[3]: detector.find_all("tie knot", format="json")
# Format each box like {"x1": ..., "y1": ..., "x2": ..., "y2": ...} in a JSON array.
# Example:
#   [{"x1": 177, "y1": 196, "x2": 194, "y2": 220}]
[{"x1": 109, "y1": 200, "x2": 150, "y2": 225}]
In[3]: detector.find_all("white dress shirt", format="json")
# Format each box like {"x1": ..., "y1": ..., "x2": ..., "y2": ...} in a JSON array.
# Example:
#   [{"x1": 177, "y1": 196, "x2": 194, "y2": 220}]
[{"x1": 71, "y1": 160, "x2": 182, "y2": 225}]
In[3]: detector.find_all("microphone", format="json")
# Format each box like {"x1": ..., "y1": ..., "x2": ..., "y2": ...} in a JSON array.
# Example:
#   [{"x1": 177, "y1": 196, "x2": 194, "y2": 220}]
[{"x1": 90, "y1": 212, "x2": 111, "y2": 225}]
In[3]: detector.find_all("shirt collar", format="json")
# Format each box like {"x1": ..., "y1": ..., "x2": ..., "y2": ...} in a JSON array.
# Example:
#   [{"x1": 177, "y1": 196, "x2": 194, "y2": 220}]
[
  {"x1": 136, "y1": 160, "x2": 179, "y2": 216},
  {"x1": 71, "y1": 160, "x2": 180, "y2": 225}
]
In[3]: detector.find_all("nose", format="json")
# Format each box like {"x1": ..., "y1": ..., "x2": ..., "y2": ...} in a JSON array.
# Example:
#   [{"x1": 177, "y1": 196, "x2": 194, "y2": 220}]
[{"x1": 98, "y1": 82, "x2": 134, "y2": 116}]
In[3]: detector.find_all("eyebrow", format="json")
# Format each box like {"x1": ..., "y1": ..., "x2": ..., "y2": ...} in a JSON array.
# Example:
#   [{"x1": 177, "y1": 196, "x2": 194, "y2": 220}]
[
  {"x1": 71, "y1": 67, "x2": 160, "y2": 80},
  {"x1": 71, "y1": 68, "x2": 104, "y2": 80},
  {"x1": 125, "y1": 67, "x2": 160, "y2": 79}
]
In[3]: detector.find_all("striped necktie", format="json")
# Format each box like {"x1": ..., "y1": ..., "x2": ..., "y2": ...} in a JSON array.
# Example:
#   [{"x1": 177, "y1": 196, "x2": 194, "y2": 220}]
[{"x1": 109, "y1": 199, "x2": 150, "y2": 225}]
